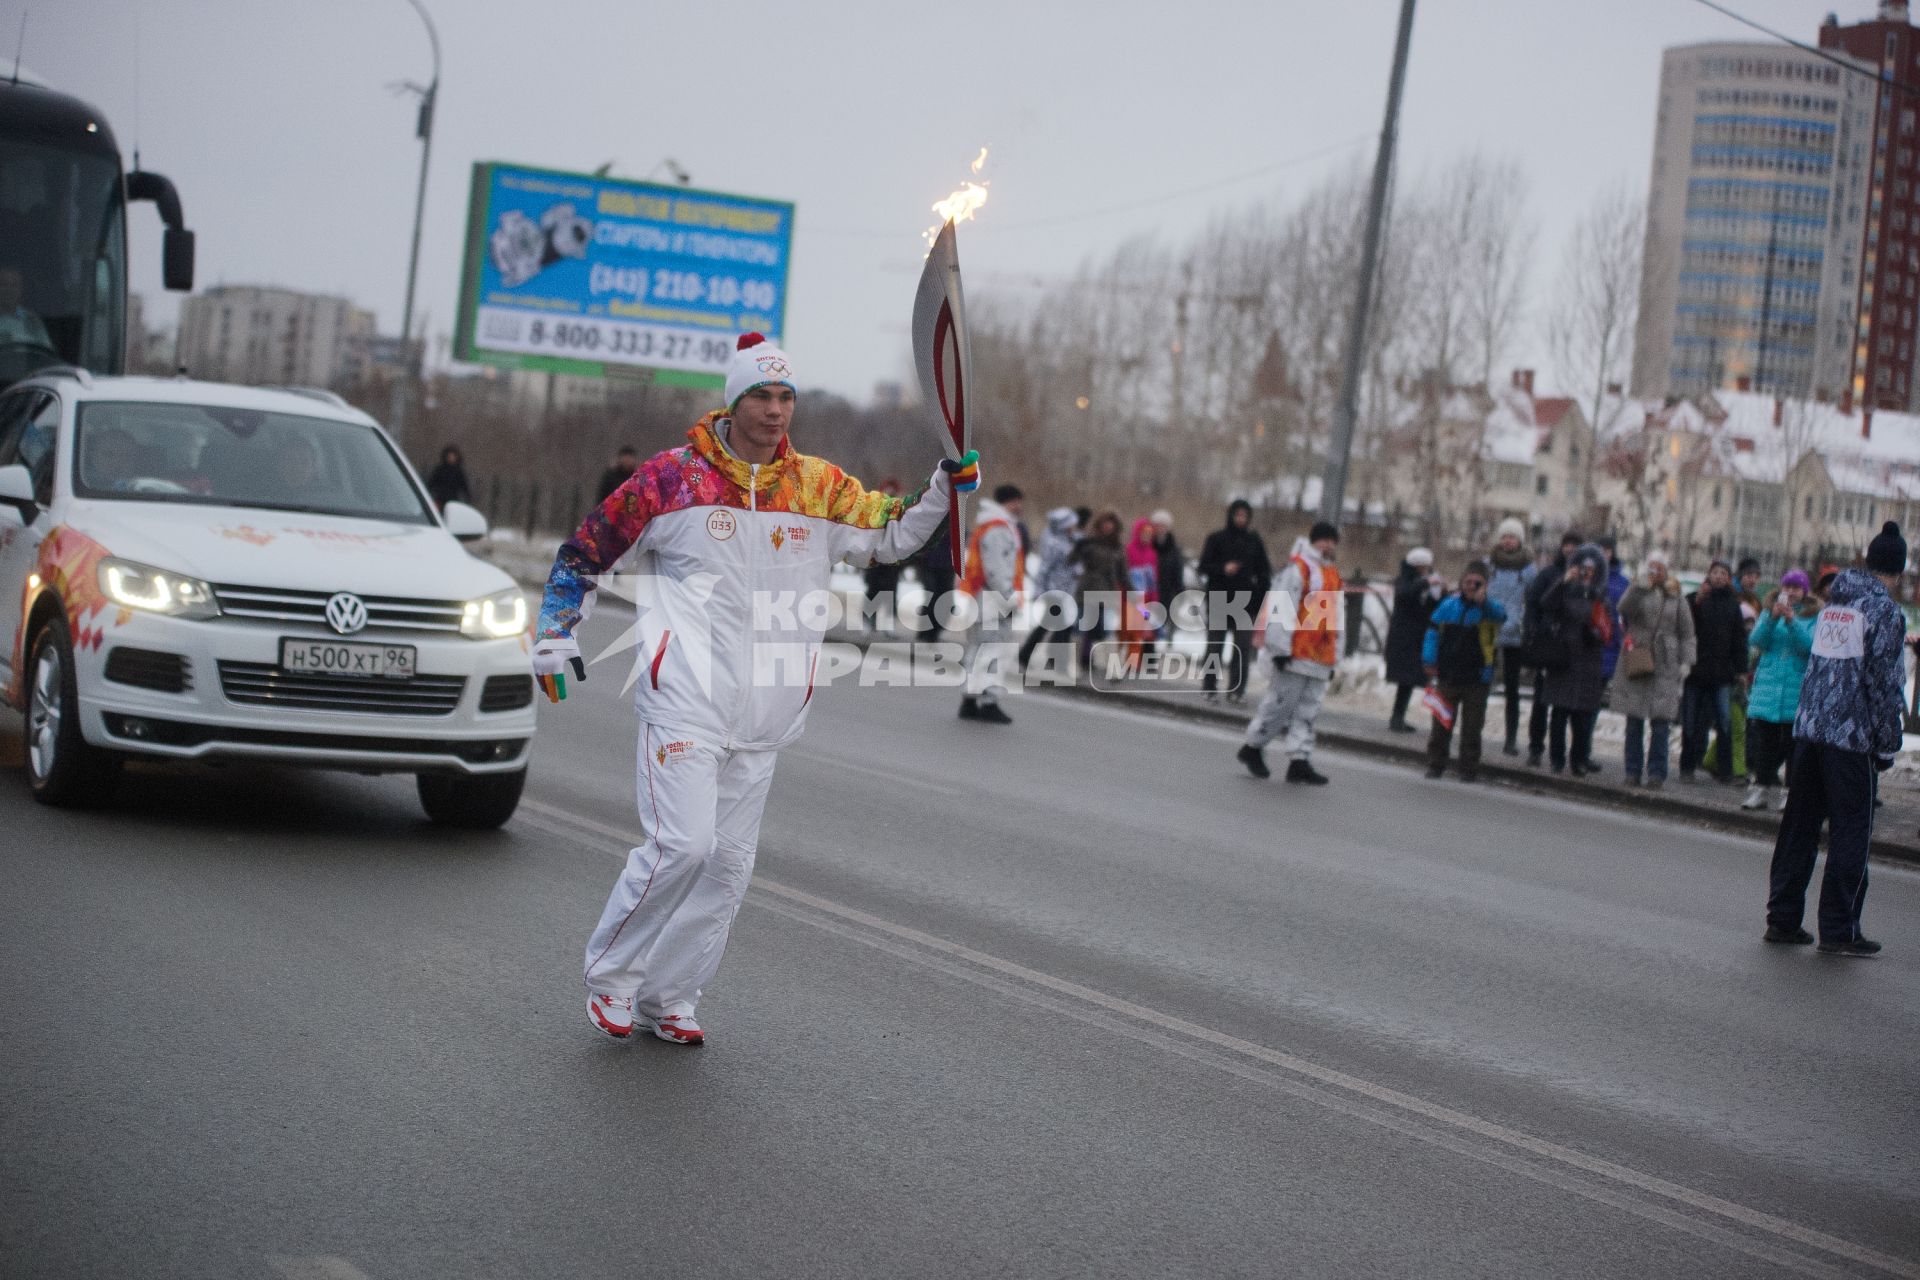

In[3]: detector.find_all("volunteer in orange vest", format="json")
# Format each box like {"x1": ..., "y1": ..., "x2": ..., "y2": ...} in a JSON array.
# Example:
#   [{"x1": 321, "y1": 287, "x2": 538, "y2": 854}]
[
  {"x1": 958, "y1": 483, "x2": 1026, "y2": 724},
  {"x1": 1238, "y1": 520, "x2": 1343, "y2": 785}
]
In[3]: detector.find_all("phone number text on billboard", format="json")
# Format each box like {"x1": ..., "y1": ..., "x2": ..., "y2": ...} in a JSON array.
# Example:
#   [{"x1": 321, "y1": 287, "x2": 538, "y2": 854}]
[
  {"x1": 590, "y1": 266, "x2": 778, "y2": 311},
  {"x1": 476, "y1": 307, "x2": 735, "y2": 374}
]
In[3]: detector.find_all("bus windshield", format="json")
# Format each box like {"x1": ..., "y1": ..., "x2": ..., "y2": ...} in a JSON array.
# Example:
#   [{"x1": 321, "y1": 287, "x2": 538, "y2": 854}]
[{"x1": 0, "y1": 139, "x2": 125, "y2": 384}]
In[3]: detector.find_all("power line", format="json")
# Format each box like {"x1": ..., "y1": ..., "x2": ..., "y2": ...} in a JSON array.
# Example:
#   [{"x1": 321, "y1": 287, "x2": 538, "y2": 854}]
[
  {"x1": 808, "y1": 133, "x2": 1371, "y2": 240},
  {"x1": 925, "y1": 268, "x2": 1265, "y2": 304},
  {"x1": 986, "y1": 134, "x2": 1373, "y2": 232},
  {"x1": 1689, "y1": 0, "x2": 1920, "y2": 98}
]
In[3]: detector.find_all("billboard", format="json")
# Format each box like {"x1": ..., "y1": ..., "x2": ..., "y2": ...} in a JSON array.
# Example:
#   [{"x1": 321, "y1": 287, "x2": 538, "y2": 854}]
[{"x1": 453, "y1": 162, "x2": 794, "y2": 388}]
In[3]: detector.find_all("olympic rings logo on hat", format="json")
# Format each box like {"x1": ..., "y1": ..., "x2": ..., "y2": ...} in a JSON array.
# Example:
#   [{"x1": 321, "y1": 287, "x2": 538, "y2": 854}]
[{"x1": 756, "y1": 356, "x2": 790, "y2": 376}]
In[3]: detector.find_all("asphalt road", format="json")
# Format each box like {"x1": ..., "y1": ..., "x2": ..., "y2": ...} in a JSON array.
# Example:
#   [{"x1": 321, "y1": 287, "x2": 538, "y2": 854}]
[{"x1": 3, "y1": 662, "x2": 1918, "y2": 1279}]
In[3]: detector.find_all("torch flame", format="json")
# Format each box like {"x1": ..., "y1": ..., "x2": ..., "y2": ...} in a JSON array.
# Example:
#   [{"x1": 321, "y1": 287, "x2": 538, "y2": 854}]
[
  {"x1": 923, "y1": 146, "x2": 992, "y2": 249},
  {"x1": 932, "y1": 182, "x2": 989, "y2": 225}
]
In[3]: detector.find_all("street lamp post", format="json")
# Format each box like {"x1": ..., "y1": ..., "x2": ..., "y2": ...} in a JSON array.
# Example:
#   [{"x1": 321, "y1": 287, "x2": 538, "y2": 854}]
[{"x1": 390, "y1": 0, "x2": 440, "y2": 448}]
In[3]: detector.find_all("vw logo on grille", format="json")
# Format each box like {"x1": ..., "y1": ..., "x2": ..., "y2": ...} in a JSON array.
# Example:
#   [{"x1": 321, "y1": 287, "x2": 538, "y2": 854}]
[{"x1": 324, "y1": 592, "x2": 369, "y2": 635}]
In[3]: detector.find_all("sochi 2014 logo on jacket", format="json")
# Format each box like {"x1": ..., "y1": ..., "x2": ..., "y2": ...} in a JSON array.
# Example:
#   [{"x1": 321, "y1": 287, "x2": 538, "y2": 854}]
[
  {"x1": 769, "y1": 524, "x2": 810, "y2": 553},
  {"x1": 655, "y1": 739, "x2": 695, "y2": 766}
]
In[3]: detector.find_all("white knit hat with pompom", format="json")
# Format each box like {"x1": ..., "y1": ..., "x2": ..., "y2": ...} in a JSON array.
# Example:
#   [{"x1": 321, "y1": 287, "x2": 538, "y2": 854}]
[{"x1": 725, "y1": 332, "x2": 796, "y2": 411}]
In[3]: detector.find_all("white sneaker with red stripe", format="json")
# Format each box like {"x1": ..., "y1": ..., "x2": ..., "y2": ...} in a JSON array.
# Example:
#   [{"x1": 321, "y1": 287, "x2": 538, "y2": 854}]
[
  {"x1": 587, "y1": 992, "x2": 635, "y2": 1039},
  {"x1": 640, "y1": 1011, "x2": 705, "y2": 1045}
]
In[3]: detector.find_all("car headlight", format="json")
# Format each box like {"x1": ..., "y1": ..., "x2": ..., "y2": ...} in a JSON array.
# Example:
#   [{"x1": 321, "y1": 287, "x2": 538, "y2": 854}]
[
  {"x1": 461, "y1": 588, "x2": 527, "y2": 639},
  {"x1": 98, "y1": 558, "x2": 220, "y2": 620}
]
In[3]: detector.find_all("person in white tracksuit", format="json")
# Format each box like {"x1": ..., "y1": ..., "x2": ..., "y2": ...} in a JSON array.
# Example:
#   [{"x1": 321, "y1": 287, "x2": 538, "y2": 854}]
[
  {"x1": 958, "y1": 484, "x2": 1025, "y2": 724},
  {"x1": 532, "y1": 333, "x2": 980, "y2": 1045},
  {"x1": 1238, "y1": 521, "x2": 1343, "y2": 786}
]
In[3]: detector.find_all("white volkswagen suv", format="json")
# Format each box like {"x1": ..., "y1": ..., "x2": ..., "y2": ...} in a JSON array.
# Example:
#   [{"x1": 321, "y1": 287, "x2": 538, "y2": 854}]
[{"x1": 0, "y1": 371, "x2": 537, "y2": 826}]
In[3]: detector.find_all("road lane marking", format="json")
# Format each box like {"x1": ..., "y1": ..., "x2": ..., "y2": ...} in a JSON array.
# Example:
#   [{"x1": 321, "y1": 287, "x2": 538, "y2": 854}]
[
  {"x1": 780, "y1": 749, "x2": 963, "y2": 797},
  {"x1": 518, "y1": 794, "x2": 1920, "y2": 1279},
  {"x1": 270, "y1": 1258, "x2": 373, "y2": 1280}
]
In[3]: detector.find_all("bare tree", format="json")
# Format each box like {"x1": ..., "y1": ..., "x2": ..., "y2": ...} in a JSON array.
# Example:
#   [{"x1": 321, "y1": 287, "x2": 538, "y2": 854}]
[
  {"x1": 1772, "y1": 397, "x2": 1826, "y2": 569},
  {"x1": 1598, "y1": 406, "x2": 1664, "y2": 559},
  {"x1": 1462, "y1": 156, "x2": 1534, "y2": 388},
  {"x1": 1551, "y1": 183, "x2": 1644, "y2": 525},
  {"x1": 1375, "y1": 155, "x2": 1533, "y2": 551}
]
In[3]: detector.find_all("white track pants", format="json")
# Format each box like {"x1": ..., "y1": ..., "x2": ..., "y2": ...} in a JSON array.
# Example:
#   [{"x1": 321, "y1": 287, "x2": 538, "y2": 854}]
[
  {"x1": 582, "y1": 722, "x2": 779, "y2": 1016},
  {"x1": 960, "y1": 623, "x2": 1018, "y2": 703},
  {"x1": 960, "y1": 595, "x2": 1019, "y2": 704},
  {"x1": 1245, "y1": 668, "x2": 1328, "y2": 760}
]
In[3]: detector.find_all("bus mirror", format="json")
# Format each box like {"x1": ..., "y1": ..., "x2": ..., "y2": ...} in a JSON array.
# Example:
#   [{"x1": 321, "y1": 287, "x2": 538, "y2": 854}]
[
  {"x1": 127, "y1": 171, "x2": 194, "y2": 290},
  {"x1": 163, "y1": 228, "x2": 195, "y2": 292}
]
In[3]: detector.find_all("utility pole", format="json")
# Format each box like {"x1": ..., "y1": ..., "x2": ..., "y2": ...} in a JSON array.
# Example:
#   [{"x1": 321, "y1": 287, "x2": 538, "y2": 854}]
[
  {"x1": 1170, "y1": 266, "x2": 1191, "y2": 438},
  {"x1": 1320, "y1": 0, "x2": 1417, "y2": 526},
  {"x1": 390, "y1": 0, "x2": 440, "y2": 448},
  {"x1": 1755, "y1": 182, "x2": 1782, "y2": 395}
]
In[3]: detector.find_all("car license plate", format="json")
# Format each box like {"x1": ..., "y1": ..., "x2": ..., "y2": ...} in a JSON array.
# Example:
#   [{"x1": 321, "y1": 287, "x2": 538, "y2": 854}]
[{"x1": 279, "y1": 638, "x2": 417, "y2": 680}]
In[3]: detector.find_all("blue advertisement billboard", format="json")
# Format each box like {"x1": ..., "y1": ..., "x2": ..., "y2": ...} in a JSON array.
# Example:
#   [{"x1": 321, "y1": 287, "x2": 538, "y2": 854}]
[{"x1": 453, "y1": 162, "x2": 794, "y2": 386}]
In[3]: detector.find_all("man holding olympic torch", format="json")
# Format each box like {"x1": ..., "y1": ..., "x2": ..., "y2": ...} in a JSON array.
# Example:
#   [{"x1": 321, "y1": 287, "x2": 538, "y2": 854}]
[{"x1": 533, "y1": 333, "x2": 980, "y2": 1045}]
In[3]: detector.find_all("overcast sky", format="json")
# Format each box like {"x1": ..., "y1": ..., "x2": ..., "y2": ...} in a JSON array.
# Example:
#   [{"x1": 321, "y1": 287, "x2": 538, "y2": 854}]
[{"x1": 25, "y1": 0, "x2": 1846, "y2": 401}]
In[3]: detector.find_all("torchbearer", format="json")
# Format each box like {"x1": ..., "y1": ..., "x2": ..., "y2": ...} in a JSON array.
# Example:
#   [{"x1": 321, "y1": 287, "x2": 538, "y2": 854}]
[{"x1": 531, "y1": 333, "x2": 980, "y2": 1045}]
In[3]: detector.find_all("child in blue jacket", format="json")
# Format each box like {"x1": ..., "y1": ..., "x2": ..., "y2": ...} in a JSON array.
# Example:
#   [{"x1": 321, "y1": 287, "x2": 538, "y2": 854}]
[{"x1": 1421, "y1": 560, "x2": 1507, "y2": 782}]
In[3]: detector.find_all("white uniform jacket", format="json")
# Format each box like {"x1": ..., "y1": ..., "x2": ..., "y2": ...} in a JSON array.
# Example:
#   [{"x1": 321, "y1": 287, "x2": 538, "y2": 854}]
[{"x1": 538, "y1": 412, "x2": 953, "y2": 750}]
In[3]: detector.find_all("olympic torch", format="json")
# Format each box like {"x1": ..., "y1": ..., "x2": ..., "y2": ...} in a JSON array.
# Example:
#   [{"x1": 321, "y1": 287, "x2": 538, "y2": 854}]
[
  {"x1": 913, "y1": 219, "x2": 973, "y2": 571},
  {"x1": 914, "y1": 152, "x2": 988, "y2": 571}
]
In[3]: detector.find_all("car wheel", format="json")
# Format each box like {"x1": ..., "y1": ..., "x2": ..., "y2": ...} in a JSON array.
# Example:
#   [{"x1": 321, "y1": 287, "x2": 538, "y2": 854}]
[
  {"x1": 26, "y1": 613, "x2": 120, "y2": 806},
  {"x1": 417, "y1": 766, "x2": 526, "y2": 829}
]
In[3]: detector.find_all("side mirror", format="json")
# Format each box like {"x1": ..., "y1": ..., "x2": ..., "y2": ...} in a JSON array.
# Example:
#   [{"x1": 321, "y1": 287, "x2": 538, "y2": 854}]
[
  {"x1": 126, "y1": 171, "x2": 195, "y2": 292},
  {"x1": 442, "y1": 500, "x2": 488, "y2": 542},
  {"x1": 0, "y1": 463, "x2": 35, "y2": 519},
  {"x1": 162, "y1": 227, "x2": 196, "y2": 292}
]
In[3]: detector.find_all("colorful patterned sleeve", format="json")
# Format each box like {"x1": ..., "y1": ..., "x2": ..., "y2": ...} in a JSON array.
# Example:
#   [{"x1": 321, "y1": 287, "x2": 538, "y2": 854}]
[
  {"x1": 537, "y1": 469, "x2": 660, "y2": 639},
  {"x1": 827, "y1": 461, "x2": 953, "y2": 567}
]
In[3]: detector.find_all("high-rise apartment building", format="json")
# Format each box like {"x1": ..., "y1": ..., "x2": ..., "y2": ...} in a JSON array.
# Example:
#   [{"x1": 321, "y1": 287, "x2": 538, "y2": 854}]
[
  {"x1": 175, "y1": 285, "x2": 375, "y2": 389},
  {"x1": 1819, "y1": 1, "x2": 1920, "y2": 408},
  {"x1": 1632, "y1": 40, "x2": 1875, "y2": 403}
]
